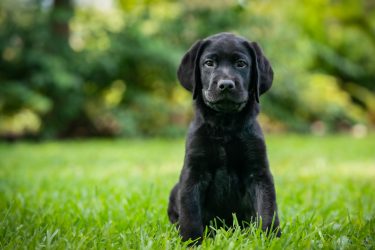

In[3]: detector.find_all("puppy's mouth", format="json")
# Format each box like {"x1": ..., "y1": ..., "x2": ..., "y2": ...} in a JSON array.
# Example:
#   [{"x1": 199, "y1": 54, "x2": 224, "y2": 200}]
[
  {"x1": 206, "y1": 100, "x2": 247, "y2": 113},
  {"x1": 203, "y1": 90, "x2": 247, "y2": 113}
]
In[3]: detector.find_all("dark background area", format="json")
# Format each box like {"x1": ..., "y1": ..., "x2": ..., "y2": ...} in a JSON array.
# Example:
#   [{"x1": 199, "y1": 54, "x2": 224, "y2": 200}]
[{"x1": 1, "y1": 0, "x2": 374, "y2": 140}]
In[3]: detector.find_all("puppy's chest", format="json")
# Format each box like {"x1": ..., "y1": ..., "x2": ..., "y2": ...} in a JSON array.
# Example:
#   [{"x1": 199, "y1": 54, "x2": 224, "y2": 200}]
[
  {"x1": 205, "y1": 167, "x2": 249, "y2": 209},
  {"x1": 205, "y1": 142, "x2": 249, "y2": 196},
  {"x1": 199, "y1": 137, "x2": 258, "y2": 211},
  {"x1": 208, "y1": 167, "x2": 243, "y2": 196}
]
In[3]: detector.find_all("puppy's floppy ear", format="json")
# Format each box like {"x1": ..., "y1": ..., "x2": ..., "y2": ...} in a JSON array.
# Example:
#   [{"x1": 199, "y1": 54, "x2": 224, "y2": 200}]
[
  {"x1": 177, "y1": 40, "x2": 207, "y2": 99},
  {"x1": 245, "y1": 41, "x2": 274, "y2": 103}
]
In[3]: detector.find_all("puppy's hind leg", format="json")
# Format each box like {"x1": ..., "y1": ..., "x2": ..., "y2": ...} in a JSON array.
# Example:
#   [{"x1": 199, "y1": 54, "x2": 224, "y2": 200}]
[{"x1": 168, "y1": 183, "x2": 180, "y2": 224}]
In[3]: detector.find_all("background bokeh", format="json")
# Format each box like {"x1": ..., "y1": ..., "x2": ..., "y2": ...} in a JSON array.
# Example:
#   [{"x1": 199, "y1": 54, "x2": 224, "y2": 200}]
[{"x1": 1, "y1": 0, "x2": 374, "y2": 139}]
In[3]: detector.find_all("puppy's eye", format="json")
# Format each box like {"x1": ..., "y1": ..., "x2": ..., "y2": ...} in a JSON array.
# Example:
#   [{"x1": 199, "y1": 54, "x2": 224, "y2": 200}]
[
  {"x1": 204, "y1": 59, "x2": 215, "y2": 67},
  {"x1": 235, "y1": 60, "x2": 248, "y2": 68}
]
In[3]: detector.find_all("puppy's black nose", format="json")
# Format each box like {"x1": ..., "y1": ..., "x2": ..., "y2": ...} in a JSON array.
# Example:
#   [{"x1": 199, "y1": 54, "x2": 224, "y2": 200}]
[{"x1": 217, "y1": 80, "x2": 235, "y2": 91}]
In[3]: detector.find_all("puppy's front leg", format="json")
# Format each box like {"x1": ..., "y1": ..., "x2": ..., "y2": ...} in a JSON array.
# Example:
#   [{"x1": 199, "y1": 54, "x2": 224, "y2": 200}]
[
  {"x1": 253, "y1": 173, "x2": 281, "y2": 237},
  {"x1": 178, "y1": 170, "x2": 205, "y2": 244}
]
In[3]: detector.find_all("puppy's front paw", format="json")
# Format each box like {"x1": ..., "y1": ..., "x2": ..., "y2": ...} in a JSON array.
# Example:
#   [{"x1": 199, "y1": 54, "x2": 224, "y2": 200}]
[
  {"x1": 180, "y1": 226, "x2": 203, "y2": 245},
  {"x1": 272, "y1": 227, "x2": 281, "y2": 238},
  {"x1": 262, "y1": 223, "x2": 281, "y2": 238}
]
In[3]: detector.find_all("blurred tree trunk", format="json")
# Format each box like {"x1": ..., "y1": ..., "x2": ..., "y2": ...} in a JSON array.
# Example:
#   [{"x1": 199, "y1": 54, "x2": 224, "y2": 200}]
[
  {"x1": 50, "y1": 0, "x2": 73, "y2": 52},
  {"x1": 43, "y1": 0, "x2": 83, "y2": 138}
]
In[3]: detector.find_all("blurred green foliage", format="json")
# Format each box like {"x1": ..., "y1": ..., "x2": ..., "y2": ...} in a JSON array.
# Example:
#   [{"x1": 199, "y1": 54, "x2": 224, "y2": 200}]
[{"x1": 0, "y1": 0, "x2": 374, "y2": 139}]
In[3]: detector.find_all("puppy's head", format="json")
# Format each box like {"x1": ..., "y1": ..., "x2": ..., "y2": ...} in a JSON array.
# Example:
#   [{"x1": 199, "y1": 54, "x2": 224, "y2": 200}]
[{"x1": 177, "y1": 33, "x2": 273, "y2": 113}]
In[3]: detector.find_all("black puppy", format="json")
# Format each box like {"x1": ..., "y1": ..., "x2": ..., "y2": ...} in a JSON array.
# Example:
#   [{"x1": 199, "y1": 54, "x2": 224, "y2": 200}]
[{"x1": 168, "y1": 33, "x2": 280, "y2": 244}]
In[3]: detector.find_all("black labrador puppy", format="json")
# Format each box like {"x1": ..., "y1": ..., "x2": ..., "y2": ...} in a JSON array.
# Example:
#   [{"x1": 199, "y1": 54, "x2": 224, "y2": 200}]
[{"x1": 168, "y1": 33, "x2": 280, "y2": 244}]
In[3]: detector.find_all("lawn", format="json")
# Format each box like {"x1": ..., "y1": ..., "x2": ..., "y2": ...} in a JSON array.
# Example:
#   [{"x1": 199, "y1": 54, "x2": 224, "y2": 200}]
[{"x1": 0, "y1": 134, "x2": 374, "y2": 249}]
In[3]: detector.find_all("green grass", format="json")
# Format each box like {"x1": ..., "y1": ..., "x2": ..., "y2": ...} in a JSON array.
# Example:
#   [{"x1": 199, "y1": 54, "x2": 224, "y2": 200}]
[{"x1": 0, "y1": 134, "x2": 374, "y2": 249}]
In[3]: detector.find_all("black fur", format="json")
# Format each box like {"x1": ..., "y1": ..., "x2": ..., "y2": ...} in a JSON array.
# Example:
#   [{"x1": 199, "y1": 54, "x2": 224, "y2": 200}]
[{"x1": 168, "y1": 33, "x2": 280, "y2": 244}]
